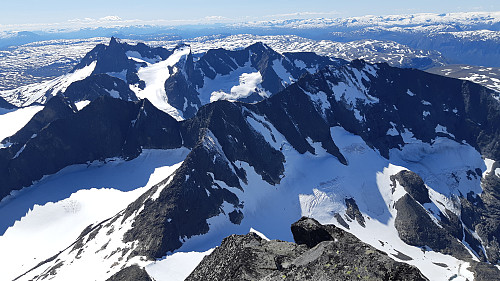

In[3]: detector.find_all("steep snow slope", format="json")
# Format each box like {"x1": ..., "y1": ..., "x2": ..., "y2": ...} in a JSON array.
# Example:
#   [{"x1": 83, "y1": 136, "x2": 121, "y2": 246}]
[
  {"x1": 131, "y1": 45, "x2": 191, "y2": 120},
  {"x1": 0, "y1": 148, "x2": 189, "y2": 281},
  {"x1": 0, "y1": 105, "x2": 43, "y2": 146},
  {"x1": 145, "y1": 249, "x2": 214, "y2": 281}
]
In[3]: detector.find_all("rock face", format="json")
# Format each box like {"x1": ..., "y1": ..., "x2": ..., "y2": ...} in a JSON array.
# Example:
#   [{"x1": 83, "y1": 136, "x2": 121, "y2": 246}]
[
  {"x1": 462, "y1": 166, "x2": 500, "y2": 264},
  {"x1": 0, "y1": 96, "x2": 182, "y2": 199},
  {"x1": 187, "y1": 233, "x2": 307, "y2": 281},
  {"x1": 187, "y1": 217, "x2": 428, "y2": 281},
  {"x1": 394, "y1": 194, "x2": 471, "y2": 260},
  {"x1": 0, "y1": 96, "x2": 15, "y2": 109},
  {"x1": 163, "y1": 42, "x2": 347, "y2": 118},
  {"x1": 390, "y1": 170, "x2": 491, "y2": 262},
  {"x1": 74, "y1": 37, "x2": 171, "y2": 82},
  {"x1": 390, "y1": 170, "x2": 431, "y2": 204},
  {"x1": 65, "y1": 38, "x2": 348, "y2": 119},
  {"x1": 62, "y1": 74, "x2": 138, "y2": 104},
  {"x1": 344, "y1": 198, "x2": 366, "y2": 227},
  {"x1": 0, "y1": 95, "x2": 74, "y2": 150}
]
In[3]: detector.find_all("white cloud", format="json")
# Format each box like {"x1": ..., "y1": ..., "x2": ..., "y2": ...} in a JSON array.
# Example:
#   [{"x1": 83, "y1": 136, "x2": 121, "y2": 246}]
[
  {"x1": 266, "y1": 11, "x2": 341, "y2": 19},
  {"x1": 204, "y1": 16, "x2": 228, "y2": 21},
  {"x1": 100, "y1": 16, "x2": 122, "y2": 21}
]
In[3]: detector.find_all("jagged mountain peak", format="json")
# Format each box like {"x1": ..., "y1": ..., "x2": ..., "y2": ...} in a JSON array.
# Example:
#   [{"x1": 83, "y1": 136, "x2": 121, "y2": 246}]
[
  {"x1": 73, "y1": 37, "x2": 172, "y2": 76},
  {"x1": 0, "y1": 96, "x2": 16, "y2": 110},
  {"x1": 109, "y1": 36, "x2": 120, "y2": 46}
]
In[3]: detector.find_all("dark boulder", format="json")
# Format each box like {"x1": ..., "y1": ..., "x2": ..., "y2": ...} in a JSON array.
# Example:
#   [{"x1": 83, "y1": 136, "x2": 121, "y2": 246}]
[
  {"x1": 390, "y1": 170, "x2": 431, "y2": 205},
  {"x1": 106, "y1": 265, "x2": 153, "y2": 281}
]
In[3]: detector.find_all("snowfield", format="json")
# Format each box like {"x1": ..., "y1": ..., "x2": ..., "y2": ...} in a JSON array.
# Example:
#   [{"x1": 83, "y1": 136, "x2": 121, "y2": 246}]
[
  {"x1": 132, "y1": 45, "x2": 192, "y2": 120},
  {"x1": 0, "y1": 148, "x2": 189, "y2": 281},
  {"x1": 145, "y1": 249, "x2": 214, "y2": 281},
  {"x1": 0, "y1": 105, "x2": 43, "y2": 146}
]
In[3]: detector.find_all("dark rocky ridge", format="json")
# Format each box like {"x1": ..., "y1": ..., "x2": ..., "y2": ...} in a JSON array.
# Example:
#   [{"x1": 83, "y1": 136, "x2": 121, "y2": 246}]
[
  {"x1": 394, "y1": 194, "x2": 471, "y2": 260},
  {"x1": 461, "y1": 166, "x2": 500, "y2": 264},
  {"x1": 62, "y1": 74, "x2": 138, "y2": 104},
  {"x1": 286, "y1": 59, "x2": 500, "y2": 160},
  {"x1": 73, "y1": 37, "x2": 171, "y2": 81},
  {"x1": 123, "y1": 100, "x2": 287, "y2": 257},
  {"x1": 390, "y1": 170, "x2": 431, "y2": 205},
  {"x1": 0, "y1": 96, "x2": 182, "y2": 199},
  {"x1": 187, "y1": 217, "x2": 428, "y2": 281},
  {"x1": 0, "y1": 95, "x2": 74, "y2": 152},
  {"x1": 0, "y1": 96, "x2": 16, "y2": 110},
  {"x1": 344, "y1": 198, "x2": 366, "y2": 227}
]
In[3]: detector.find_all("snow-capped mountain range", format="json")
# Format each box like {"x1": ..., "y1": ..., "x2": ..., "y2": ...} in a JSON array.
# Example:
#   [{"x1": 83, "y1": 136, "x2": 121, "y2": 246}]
[
  {"x1": 0, "y1": 37, "x2": 500, "y2": 281},
  {"x1": 234, "y1": 12, "x2": 500, "y2": 68},
  {"x1": 0, "y1": 35, "x2": 447, "y2": 92},
  {"x1": 0, "y1": 37, "x2": 347, "y2": 119},
  {"x1": 3, "y1": 32, "x2": 500, "y2": 97},
  {"x1": 234, "y1": 11, "x2": 500, "y2": 29},
  {"x1": 1, "y1": 11, "x2": 500, "y2": 91}
]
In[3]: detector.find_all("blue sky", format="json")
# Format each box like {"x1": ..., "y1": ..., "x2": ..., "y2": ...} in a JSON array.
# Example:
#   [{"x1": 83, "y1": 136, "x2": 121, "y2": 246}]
[{"x1": 1, "y1": 0, "x2": 499, "y2": 27}]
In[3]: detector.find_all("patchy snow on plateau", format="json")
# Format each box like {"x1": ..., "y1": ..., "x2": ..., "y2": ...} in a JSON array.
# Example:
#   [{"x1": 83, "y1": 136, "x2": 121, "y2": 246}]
[{"x1": 0, "y1": 61, "x2": 96, "y2": 107}]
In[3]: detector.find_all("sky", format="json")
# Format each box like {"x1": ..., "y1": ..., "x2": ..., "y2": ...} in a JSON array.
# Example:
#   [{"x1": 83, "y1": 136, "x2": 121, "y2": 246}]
[{"x1": 1, "y1": 0, "x2": 499, "y2": 29}]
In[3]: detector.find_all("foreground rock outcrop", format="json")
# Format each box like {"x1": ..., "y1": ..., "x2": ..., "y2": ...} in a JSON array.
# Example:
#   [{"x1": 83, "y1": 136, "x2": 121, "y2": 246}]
[{"x1": 187, "y1": 217, "x2": 428, "y2": 281}]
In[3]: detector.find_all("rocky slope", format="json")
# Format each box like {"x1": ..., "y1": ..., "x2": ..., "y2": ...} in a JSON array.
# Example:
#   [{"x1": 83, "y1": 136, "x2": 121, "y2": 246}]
[{"x1": 187, "y1": 217, "x2": 428, "y2": 281}]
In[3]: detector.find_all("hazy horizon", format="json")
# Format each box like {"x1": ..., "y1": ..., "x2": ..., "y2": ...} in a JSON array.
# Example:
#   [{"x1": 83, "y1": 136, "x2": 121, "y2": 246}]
[{"x1": 1, "y1": 0, "x2": 499, "y2": 32}]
